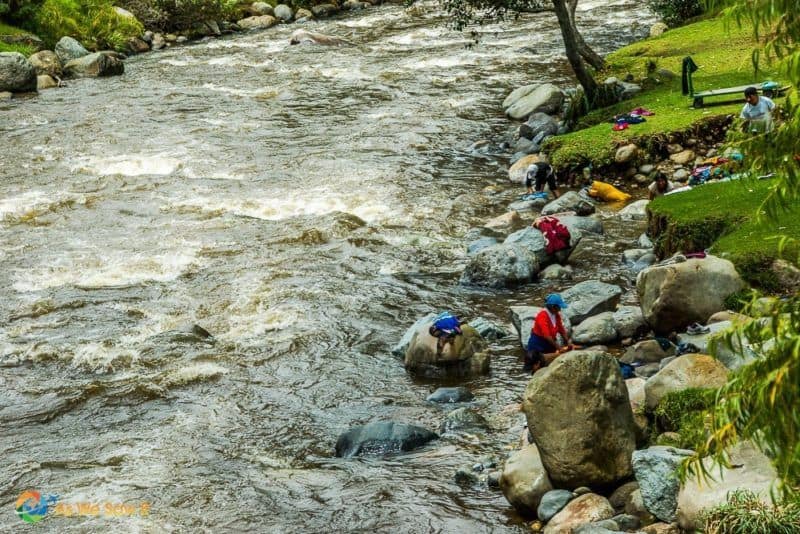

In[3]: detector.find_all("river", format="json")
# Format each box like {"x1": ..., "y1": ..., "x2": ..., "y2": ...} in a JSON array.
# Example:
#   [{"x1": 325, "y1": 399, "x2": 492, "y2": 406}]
[{"x1": 0, "y1": 2, "x2": 655, "y2": 531}]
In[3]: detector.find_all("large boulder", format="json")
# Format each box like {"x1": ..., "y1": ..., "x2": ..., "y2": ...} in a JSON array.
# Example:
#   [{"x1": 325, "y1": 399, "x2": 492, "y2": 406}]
[
  {"x1": 561, "y1": 280, "x2": 623, "y2": 326},
  {"x1": 251, "y1": 1, "x2": 274, "y2": 15},
  {"x1": 500, "y1": 443, "x2": 554, "y2": 516},
  {"x1": 519, "y1": 112, "x2": 559, "y2": 140},
  {"x1": 644, "y1": 354, "x2": 729, "y2": 410},
  {"x1": 459, "y1": 243, "x2": 540, "y2": 288},
  {"x1": 674, "y1": 319, "x2": 732, "y2": 353},
  {"x1": 632, "y1": 446, "x2": 694, "y2": 522},
  {"x1": 544, "y1": 494, "x2": 615, "y2": 534},
  {"x1": 0, "y1": 52, "x2": 37, "y2": 93},
  {"x1": 237, "y1": 15, "x2": 278, "y2": 29},
  {"x1": 620, "y1": 339, "x2": 675, "y2": 365},
  {"x1": 504, "y1": 227, "x2": 551, "y2": 263},
  {"x1": 541, "y1": 191, "x2": 596, "y2": 216},
  {"x1": 54, "y1": 36, "x2": 89, "y2": 64},
  {"x1": 335, "y1": 421, "x2": 438, "y2": 457},
  {"x1": 505, "y1": 83, "x2": 564, "y2": 119},
  {"x1": 28, "y1": 50, "x2": 62, "y2": 79},
  {"x1": 64, "y1": 52, "x2": 124, "y2": 78},
  {"x1": 637, "y1": 256, "x2": 745, "y2": 334},
  {"x1": 613, "y1": 306, "x2": 647, "y2": 338},
  {"x1": 676, "y1": 441, "x2": 779, "y2": 531},
  {"x1": 572, "y1": 312, "x2": 618, "y2": 345},
  {"x1": 404, "y1": 323, "x2": 489, "y2": 376},
  {"x1": 523, "y1": 351, "x2": 636, "y2": 488}
]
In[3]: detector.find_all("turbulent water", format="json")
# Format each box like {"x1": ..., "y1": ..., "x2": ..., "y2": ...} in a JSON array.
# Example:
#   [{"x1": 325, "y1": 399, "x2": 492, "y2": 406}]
[{"x1": 1, "y1": 2, "x2": 655, "y2": 531}]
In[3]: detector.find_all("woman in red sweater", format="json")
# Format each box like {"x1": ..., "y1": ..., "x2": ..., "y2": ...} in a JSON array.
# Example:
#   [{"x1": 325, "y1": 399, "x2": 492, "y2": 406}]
[{"x1": 524, "y1": 293, "x2": 572, "y2": 373}]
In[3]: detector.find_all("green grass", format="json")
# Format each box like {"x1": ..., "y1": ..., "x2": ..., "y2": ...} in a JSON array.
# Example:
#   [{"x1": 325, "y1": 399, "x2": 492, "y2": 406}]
[
  {"x1": 648, "y1": 179, "x2": 800, "y2": 289},
  {"x1": 544, "y1": 17, "x2": 781, "y2": 169},
  {"x1": 0, "y1": 20, "x2": 36, "y2": 55}
]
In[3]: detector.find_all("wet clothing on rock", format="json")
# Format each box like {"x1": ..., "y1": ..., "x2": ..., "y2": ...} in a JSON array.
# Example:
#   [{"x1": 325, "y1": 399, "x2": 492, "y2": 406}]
[{"x1": 534, "y1": 216, "x2": 571, "y2": 255}]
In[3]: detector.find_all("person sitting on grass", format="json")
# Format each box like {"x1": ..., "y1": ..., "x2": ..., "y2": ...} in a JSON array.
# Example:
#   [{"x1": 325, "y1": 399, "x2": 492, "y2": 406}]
[
  {"x1": 741, "y1": 86, "x2": 776, "y2": 134},
  {"x1": 525, "y1": 162, "x2": 560, "y2": 198},
  {"x1": 524, "y1": 294, "x2": 572, "y2": 373},
  {"x1": 648, "y1": 172, "x2": 676, "y2": 200},
  {"x1": 429, "y1": 311, "x2": 463, "y2": 357}
]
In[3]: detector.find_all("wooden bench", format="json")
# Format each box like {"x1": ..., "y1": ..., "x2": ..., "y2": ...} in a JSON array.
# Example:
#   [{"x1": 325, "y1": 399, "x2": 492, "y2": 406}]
[{"x1": 692, "y1": 84, "x2": 788, "y2": 108}]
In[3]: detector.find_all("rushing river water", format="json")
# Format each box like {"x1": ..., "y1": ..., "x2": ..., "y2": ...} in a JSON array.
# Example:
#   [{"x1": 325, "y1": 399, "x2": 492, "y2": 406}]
[{"x1": 1, "y1": 2, "x2": 656, "y2": 531}]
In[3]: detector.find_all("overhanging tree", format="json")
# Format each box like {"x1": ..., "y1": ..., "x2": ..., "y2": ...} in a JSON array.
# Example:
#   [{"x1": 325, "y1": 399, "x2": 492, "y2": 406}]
[{"x1": 439, "y1": 0, "x2": 605, "y2": 104}]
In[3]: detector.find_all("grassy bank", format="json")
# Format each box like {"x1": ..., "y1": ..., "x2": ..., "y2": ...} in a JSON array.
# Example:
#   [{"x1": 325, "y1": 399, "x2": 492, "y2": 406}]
[
  {"x1": 0, "y1": 20, "x2": 36, "y2": 54},
  {"x1": 544, "y1": 17, "x2": 779, "y2": 169},
  {"x1": 647, "y1": 179, "x2": 800, "y2": 289}
]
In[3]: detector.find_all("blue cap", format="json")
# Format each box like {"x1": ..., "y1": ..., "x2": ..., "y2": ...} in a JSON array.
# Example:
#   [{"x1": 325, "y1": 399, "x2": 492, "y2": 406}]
[{"x1": 545, "y1": 293, "x2": 567, "y2": 309}]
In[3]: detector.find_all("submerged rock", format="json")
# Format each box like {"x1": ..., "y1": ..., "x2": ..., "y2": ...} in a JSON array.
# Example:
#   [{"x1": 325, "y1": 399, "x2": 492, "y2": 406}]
[
  {"x1": 468, "y1": 317, "x2": 509, "y2": 340},
  {"x1": 439, "y1": 407, "x2": 489, "y2": 433},
  {"x1": 335, "y1": 421, "x2": 438, "y2": 457},
  {"x1": 426, "y1": 387, "x2": 474, "y2": 403}
]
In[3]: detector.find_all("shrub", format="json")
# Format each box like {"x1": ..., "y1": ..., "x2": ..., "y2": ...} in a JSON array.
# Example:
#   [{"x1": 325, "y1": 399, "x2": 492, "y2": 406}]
[
  {"x1": 653, "y1": 388, "x2": 717, "y2": 449},
  {"x1": 151, "y1": 0, "x2": 239, "y2": 31},
  {"x1": 31, "y1": 0, "x2": 143, "y2": 50},
  {"x1": 702, "y1": 490, "x2": 800, "y2": 534},
  {"x1": 646, "y1": 0, "x2": 703, "y2": 27}
]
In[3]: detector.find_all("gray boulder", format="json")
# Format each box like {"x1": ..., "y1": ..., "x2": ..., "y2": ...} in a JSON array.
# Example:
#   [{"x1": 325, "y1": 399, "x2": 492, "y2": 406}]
[
  {"x1": 467, "y1": 237, "x2": 499, "y2": 255},
  {"x1": 468, "y1": 317, "x2": 509, "y2": 340},
  {"x1": 620, "y1": 339, "x2": 675, "y2": 365},
  {"x1": 55, "y1": 36, "x2": 89, "y2": 64},
  {"x1": 439, "y1": 407, "x2": 489, "y2": 433},
  {"x1": 572, "y1": 312, "x2": 618, "y2": 345},
  {"x1": 541, "y1": 191, "x2": 596, "y2": 216},
  {"x1": 619, "y1": 199, "x2": 649, "y2": 219},
  {"x1": 637, "y1": 256, "x2": 745, "y2": 334},
  {"x1": 544, "y1": 494, "x2": 616, "y2": 534},
  {"x1": 335, "y1": 421, "x2": 438, "y2": 457},
  {"x1": 540, "y1": 263, "x2": 573, "y2": 281},
  {"x1": 538, "y1": 489, "x2": 575, "y2": 522},
  {"x1": 311, "y1": 3, "x2": 338, "y2": 17},
  {"x1": 426, "y1": 387, "x2": 473, "y2": 403},
  {"x1": 561, "y1": 280, "x2": 623, "y2": 325},
  {"x1": 28, "y1": 50, "x2": 62, "y2": 79},
  {"x1": 500, "y1": 443, "x2": 554, "y2": 516},
  {"x1": 504, "y1": 227, "x2": 550, "y2": 264},
  {"x1": 508, "y1": 197, "x2": 547, "y2": 212},
  {"x1": 519, "y1": 112, "x2": 559, "y2": 140},
  {"x1": 613, "y1": 306, "x2": 647, "y2": 338},
  {"x1": 505, "y1": 83, "x2": 564, "y2": 119},
  {"x1": 64, "y1": 52, "x2": 124, "y2": 78},
  {"x1": 559, "y1": 215, "x2": 604, "y2": 235},
  {"x1": 273, "y1": 4, "x2": 293, "y2": 20},
  {"x1": 638, "y1": 233, "x2": 654, "y2": 248},
  {"x1": 251, "y1": 1, "x2": 274, "y2": 15},
  {"x1": 523, "y1": 351, "x2": 636, "y2": 488},
  {"x1": 391, "y1": 313, "x2": 436, "y2": 357},
  {"x1": 459, "y1": 243, "x2": 540, "y2": 288},
  {"x1": 632, "y1": 446, "x2": 694, "y2": 522},
  {"x1": 0, "y1": 52, "x2": 37, "y2": 93}
]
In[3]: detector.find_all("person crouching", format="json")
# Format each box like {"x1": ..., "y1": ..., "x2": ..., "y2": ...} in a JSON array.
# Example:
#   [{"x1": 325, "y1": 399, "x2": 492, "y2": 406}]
[
  {"x1": 429, "y1": 311, "x2": 463, "y2": 357},
  {"x1": 524, "y1": 294, "x2": 572, "y2": 373}
]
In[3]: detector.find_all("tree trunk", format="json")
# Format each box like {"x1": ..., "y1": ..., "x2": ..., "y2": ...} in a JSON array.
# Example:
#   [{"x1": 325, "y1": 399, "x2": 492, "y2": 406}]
[
  {"x1": 566, "y1": 0, "x2": 606, "y2": 70},
  {"x1": 552, "y1": 0, "x2": 599, "y2": 103}
]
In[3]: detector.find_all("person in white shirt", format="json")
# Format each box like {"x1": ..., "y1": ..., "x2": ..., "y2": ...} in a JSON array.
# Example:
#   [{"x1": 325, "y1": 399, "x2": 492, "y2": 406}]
[{"x1": 741, "y1": 86, "x2": 776, "y2": 133}]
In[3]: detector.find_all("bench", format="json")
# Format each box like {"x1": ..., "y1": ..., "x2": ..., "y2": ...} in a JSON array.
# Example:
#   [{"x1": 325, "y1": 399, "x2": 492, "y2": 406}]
[{"x1": 692, "y1": 83, "x2": 788, "y2": 108}]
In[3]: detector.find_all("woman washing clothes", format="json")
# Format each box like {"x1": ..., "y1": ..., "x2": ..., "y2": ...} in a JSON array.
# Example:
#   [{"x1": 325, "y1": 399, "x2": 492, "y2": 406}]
[{"x1": 524, "y1": 294, "x2": 573, "y2": 373}]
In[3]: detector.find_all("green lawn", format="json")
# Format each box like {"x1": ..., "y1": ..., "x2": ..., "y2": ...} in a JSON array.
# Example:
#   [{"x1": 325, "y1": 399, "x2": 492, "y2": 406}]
[
  {"x1": 0, "y1": 20, "x2": 36, "y2": 55},
  {"x1": 544, "y1": 17, "x2": 780, "y2": 169},
  {"x1": 647, "y1": 179, "x2": 800, "y2": 290}
]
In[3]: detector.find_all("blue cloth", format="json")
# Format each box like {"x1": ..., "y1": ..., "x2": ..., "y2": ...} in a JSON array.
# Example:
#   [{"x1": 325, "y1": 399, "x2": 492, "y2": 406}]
[
  {"x1": 545, "y1": 294, "x2": 568, "y2": 309},
  {"x1": 433, "y1": 312, "x2": 460, "y2": 332}
]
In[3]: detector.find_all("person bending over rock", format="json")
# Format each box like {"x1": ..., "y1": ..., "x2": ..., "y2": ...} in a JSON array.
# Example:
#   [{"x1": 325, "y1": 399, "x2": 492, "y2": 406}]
[
  {"x1": 428, "y1": 311, "x2": 463, "y2": 356},
  {"x1": 524, "y1": 294, "x2": 572, "y2": 373},
  {"x1": 525, "y1": 162, "x2": 560, "y2": 198}
]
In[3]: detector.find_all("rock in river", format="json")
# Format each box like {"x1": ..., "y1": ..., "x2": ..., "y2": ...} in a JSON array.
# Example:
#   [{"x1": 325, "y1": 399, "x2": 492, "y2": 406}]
[{"x1": 335, "y1": 421, "x2": 438, "y2": 457}]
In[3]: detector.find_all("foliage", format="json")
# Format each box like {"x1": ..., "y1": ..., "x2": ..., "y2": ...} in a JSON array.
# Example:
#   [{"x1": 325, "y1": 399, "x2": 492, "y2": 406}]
[
  {"x1": 653, "y1": 388, "x2": 716, "y2": 450},
  {"x1": 702, "y1": 490, "x2": 800, "y2": 534},
  {"x1": 148, "y1": 0, "x2": 239, "y2": 31},
  {"x1": 31, "y1": 0, "x2": 144, "y2": 50},
  {"x1": 646, "y1": 0, "x2": 703, "y2": 28}
]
